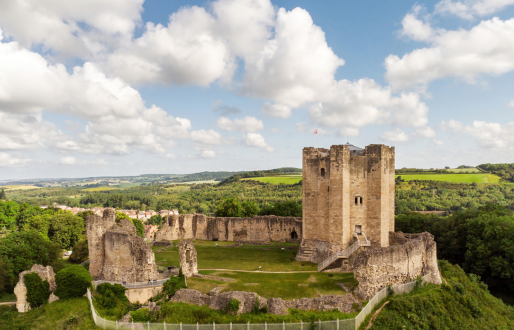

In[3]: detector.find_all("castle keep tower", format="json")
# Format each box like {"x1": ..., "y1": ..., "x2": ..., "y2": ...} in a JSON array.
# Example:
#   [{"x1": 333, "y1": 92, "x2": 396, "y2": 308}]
[{"x1": 298, "y1": 143, "x2": 395, "y2": 263}]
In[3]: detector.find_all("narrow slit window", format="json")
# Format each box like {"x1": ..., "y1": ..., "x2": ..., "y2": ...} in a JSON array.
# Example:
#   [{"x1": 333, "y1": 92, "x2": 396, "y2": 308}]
[
  {"x1": 321, "y1": 168, "x2": 325, "y2": 177},
  {"x1": 360, "y1": 197, "x2": 363, "y2": 204},
  {"x1": 355, "y1": 197, "x2": 358, "y2": 205}
]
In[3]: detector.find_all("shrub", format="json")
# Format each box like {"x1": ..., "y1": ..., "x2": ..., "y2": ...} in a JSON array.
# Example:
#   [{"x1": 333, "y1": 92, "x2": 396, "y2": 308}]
[
  {"x1": 96, "y1": 283, "x2": 128, "y2": 309},
  {"x1": 162, "y1": 276, "x2": 187, "y2": 299},
  {"x1": 130, "y1": 308, "x2": 153, "y2": 322},
  {"x1": 252, "y1": 297, "x2": 260, "y2": 314},
  {"x1": 54, "y1": 265, "x2": 92, "y2": 299},
  {"x1": 24, "y1": 273, "x2": 50, "y2": 308},
  {"x1": 226, "y1": 298, "x2": 240, "y2": 315}
]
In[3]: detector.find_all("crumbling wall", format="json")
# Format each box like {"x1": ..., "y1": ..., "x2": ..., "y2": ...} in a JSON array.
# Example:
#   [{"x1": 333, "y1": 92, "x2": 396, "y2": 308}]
[
  {"x1": 178, "y1": 240, "x2": 198, "y2": 277},
  {"x1": 353, "y1": 232, "x2": 442, "y2": 300},
  {"x1": 14, "y1": 264, "x2": 56, "y2": 313},
  {"x1": 86, "y1": 208, "x2": 161, "y2": 282},
  {"x1": 171, "y1": 289, "x2": 267, "y2": 314},
  {"x1": 87, "y1": 208, "x2": 116, "y2": 279},
  {"x1": 268, "y1": 294, "x2": 360, "y2": 315},
  {"x1": 155, "y1": 214, "x2": 302, "y2": 243}
]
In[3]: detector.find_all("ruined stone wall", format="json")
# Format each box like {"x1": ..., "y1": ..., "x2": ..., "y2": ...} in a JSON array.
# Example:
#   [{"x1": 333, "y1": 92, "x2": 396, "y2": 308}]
[
  {"x1": 154, "y1": 214, "x2": 302, "y2": 243},
  {"x1": 86, "y1": 208, "x2": 161, "y2": 282},
  {"x1": 171, "y1": 289, "x2": 267, "y2": 315},
  {"x1": 353, "y1": 232, "x2": 442, "y2": 300},
  {"x1": 87, "y1": 208, "x2": 116, "y2": 279},
  {"x1": 268, "y1": 294, "x2": 360, "y2": 315}
]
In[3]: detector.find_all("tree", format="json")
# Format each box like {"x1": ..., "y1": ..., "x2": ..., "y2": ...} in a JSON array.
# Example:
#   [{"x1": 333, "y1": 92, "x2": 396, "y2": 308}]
[
  {"x1": 0, "y1": 231, "x2": 60, "y2": 290},
  {"x1": 147, "y1": 214, "x2": 163, "y2": 226},
  {"x1": 259, "y1": 201, "x2": 302, "y2": 217},
  {"x1": 132, "y1": 219, "x2": 145, "y2": 238},
  {"x1": 54, "y1": 265, "x2": 92, "y2": 298},
  {"x1": 69, "y1": 239, "x2": 89, "y2": 264},
  {"x1": 0, "y1": 189, "x2": 6, "y2": 200},
  {"x1": 241, "y1": 200, "x2": 259, "y2": 217},
  {"x1": 48, "y1": 213, "x2": 84, "y2": 249},
  {"x1": 215, "y1": 197, "x2": 242, "y2": 217},
  {"x1": 22, "y1": 214, "x2": 51, "y2": 240}
]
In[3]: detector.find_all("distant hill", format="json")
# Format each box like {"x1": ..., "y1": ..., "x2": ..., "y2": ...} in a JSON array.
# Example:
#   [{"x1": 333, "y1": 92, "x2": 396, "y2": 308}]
[{"x1": 218, "y1": 167, "x2": 302, "y2": 185}]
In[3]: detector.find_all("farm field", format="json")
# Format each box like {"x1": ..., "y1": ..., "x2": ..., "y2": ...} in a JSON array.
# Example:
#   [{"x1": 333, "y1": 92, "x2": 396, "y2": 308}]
[
  {"x1": 187, "y1": 270, "x2": 356, "y2": 299},
  {"x1": 447, "y1": 168, "x2": 480, "y2": 173},
  {"x1": 152, "y1": 240, "x2": 317, "y2": 272},
  {"x1": 1, "y1": 185, "x2": 42, "y2": 190},
  {"x1": 395, "y1": 173, "x2": 500, "y2": 183},
  {"x1": 244, "y1": 176, "x2": 302, "y2": 185},
  {"x1": 168, "y1": 180, "x2": 220, "y2": 185}
]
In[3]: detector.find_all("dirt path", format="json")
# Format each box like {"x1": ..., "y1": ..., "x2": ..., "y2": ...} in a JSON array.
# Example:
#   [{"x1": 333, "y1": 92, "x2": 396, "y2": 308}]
[
  {"x1": 199, "y1": 268, "x2": 318, "y2": 273},
  {"x1": 365, "y1": 301, "x2": 390, "y2": 330},
  {"x1": 0, "y1": 302, "x2": 16, "y2": 306}
]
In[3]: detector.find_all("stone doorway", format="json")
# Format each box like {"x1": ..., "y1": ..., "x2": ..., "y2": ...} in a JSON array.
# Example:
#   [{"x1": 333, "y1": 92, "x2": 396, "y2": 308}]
[
  {"x1": 355, "y1": 225, "x2": 362, "y2": 234},
  {"x1": 290, "y1": 230, "x2": 298, "y2": 240}
]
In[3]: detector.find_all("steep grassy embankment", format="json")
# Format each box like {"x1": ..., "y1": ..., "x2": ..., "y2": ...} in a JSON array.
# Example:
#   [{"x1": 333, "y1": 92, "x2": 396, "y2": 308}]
[{"x1": 362, "y1": 261, "x2": 514, "y2": 330}]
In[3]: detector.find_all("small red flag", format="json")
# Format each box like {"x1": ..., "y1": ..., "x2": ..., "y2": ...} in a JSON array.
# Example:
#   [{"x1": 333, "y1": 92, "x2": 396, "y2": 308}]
[{"x1": 314, "y1": 129, "x2": 318, "y2": 135}]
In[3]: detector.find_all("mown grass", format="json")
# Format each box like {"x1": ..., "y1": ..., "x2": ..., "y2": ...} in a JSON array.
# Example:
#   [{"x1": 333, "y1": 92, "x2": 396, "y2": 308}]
[
  {"x1": 2, "y1": 185, "x2": 42, "y2": 190},
  {"x1": 243, "y1": 176, "x2": 302, "y2": 185},
  {"x1": 0, "y1": 297, "x2": 97, "y2": 329},
  {"x1": 360, "y1": 261, "x2": 514, "y2": 330},
  {"x1": 153, "y1": 240, "x2": 317, "y2": 271},
  {"x1": 187, "y1": 271, "x2": 357, "y2": 299},
  {"x1": 395, "y1": 173, "x2": 500, "y2": 183}
]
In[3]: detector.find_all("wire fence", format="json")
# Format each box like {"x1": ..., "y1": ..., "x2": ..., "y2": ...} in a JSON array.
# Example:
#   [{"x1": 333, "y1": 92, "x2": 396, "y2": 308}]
[{"x1": 87, "y1": 274, "x2": 431, "y2": 330}]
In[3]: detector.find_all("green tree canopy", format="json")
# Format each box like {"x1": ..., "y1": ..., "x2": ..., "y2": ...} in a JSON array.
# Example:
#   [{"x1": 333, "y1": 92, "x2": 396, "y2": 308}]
[
  {"x1": 0, "y1": 231, "x2": 60, "y2": 290},
  {"x1": 259, "y1": 201, "x2": 302, "y2": 217},
  {"x1": 48, "y1": 213, "x2": 84, "y2": 249}
]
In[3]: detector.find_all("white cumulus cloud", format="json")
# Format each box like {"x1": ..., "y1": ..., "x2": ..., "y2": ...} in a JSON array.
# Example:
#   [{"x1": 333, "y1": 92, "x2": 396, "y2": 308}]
[
  {"x1": 242, "y1": 133, "x2": 273, "y2": 152},
  {"x1": 59, "y1": 157, "x2": 77, "y2": 165},
  {"x1": 434, "y1": 0, "x2": 514, "y2": 19},
  {"x1": 441, "y1": 119, "x2": 514, "y2": 148},
  {"x1": 386, "y1": 17, "x2": 514, "y2": 91},
  {"x1": 0, "y1": 153, "x2": 29, "y2": 167},
  {"x1": 216, "y1": 116, "x2": 264, "y2": 132}
]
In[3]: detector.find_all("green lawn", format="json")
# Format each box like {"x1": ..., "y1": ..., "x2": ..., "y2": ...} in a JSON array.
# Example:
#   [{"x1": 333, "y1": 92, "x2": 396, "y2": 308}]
[
  {"x1": 395, "y1": 173, "x2": 500, "y2": 183},
  {"x1": 153, "y1": 240, "x2": 317, "y2": 271},
  {"x1": 187, "y1": 271, "x2": 357, "y2": 299},
  {"x1": 243, "y1": 176, "x2": 302, "y2": 185}
]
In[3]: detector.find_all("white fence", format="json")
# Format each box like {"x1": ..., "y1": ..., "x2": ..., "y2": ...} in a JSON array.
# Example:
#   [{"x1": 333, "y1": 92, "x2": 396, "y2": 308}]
[{"x1": 87, "y1": 274, "x2": 431, "y2": 330}]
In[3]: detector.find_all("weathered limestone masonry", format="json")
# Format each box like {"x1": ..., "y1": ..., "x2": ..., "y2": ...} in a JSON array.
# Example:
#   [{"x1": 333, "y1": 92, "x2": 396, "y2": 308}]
[
  {"x1": 86, "y1": 208, "x2": 162, "y2": 282},
  {"x1": 154, "y1": 214, "x2": 302, "y2": 243},
  {"x1": 178, "y1": 240, "x2": 198, "y2": 277},
  {"x1": 353, "y1": 232, "x2": 442, "y2": 300},
  {"x1": 298, "y1": 143, "x2": 395, "y2": 263},
  {"x1": 268, "y1": 294, "x2": 361, "y2": 315},
  {"x1": 171, "y1": 289, "x2": 267, "y2": 314},
  {"x1": 14, "y1": 264, "x2": 56, "y2": 313}
]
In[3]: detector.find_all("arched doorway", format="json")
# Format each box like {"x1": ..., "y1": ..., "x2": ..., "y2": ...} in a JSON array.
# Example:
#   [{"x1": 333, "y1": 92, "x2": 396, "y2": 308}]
[{"x1": 290, "y1": 230, "x2": 298, "y2": 240}]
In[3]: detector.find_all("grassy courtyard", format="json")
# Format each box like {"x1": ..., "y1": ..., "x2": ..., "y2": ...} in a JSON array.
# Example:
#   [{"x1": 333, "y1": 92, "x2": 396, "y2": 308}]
[
  {"x1": 153, "y1": 240, "x2": 317, "y2": 272},
  {"x1": 188, "y1": 271, "x2": 357, "y2": 299},
  {"x1": 152, "y1": 240, "x2": 357, "y2": 300}
]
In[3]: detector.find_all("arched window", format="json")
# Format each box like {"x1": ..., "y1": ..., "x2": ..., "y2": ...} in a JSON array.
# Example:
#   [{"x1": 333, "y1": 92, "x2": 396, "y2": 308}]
[{"x1": 321, "y1": 168, "x2": 325, "y2": 177}]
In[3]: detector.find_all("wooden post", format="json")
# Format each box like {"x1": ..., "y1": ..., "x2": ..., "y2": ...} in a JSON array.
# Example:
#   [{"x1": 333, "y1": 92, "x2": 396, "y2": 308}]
[
  {"x1": 164, "y1": 322, "x2": 167, "y2": 330},
  {"x1": 213, "y1": 321, "x2": 215, "y2": 330},
  {"x1": 336, "y1": 319, "x2": 339, "y2": 330},
  {"x1": 247, "y1": 321, "x2": 250, "y2": 330},
  {"x1": 230, "y1": 322, "x2": 232, "y2": 330},
  {"x1": 181, "y1": 323, "x2": 183, "y2": 330}
]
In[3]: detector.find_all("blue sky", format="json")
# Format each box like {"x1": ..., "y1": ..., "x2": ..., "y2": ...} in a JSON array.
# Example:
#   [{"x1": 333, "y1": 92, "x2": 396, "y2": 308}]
[{"x1": 0, "y1": 0, "x2": 514, "y2": 180}]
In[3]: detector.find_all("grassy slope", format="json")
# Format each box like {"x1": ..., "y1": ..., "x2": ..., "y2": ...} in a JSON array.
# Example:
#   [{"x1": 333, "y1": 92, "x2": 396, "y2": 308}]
[
  {"x1": 153, "y1": 240, "x2": 317, "y2": 271},
  {"x1": 395, "y1": 173, "x2": 500, "y2": 183},
  {"x1": 362, "y1": 261, "x2": 514, "y2": 330},
  {"x1": 243, "y1": 176, "x2": 302, "y2": 185},
  {"x1": 0, "y1": 297, "x2": 96, "y2": 329},
  {"x1": 187, "y1": 271, "x2": 357, "y2": 299}
]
